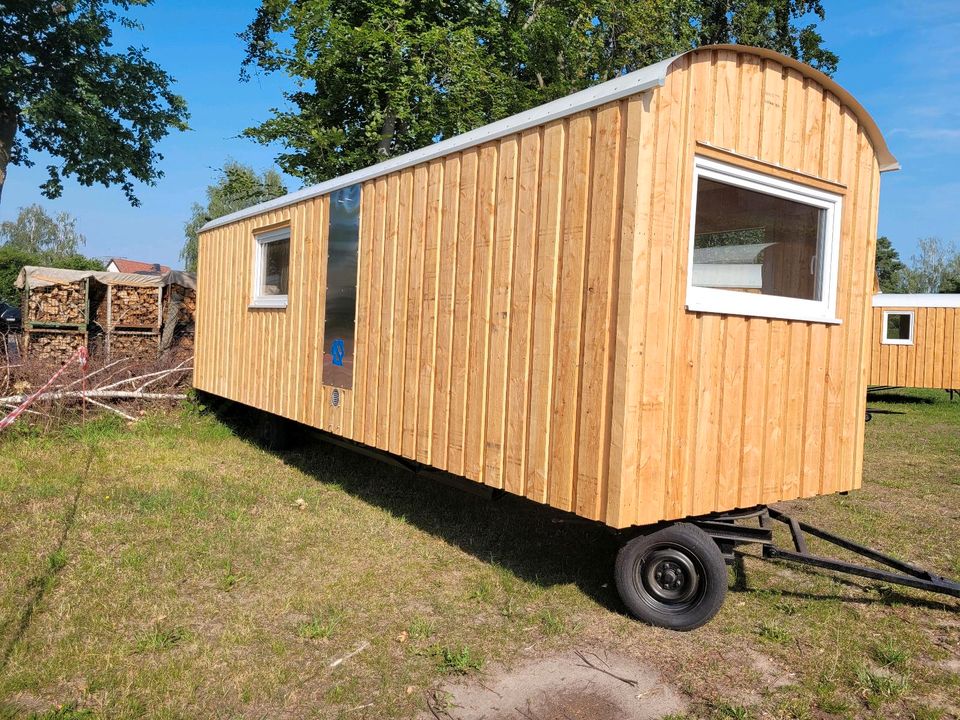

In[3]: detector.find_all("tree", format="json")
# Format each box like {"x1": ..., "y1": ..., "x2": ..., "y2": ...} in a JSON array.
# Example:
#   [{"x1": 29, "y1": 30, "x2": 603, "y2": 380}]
[
  {"x1": 0, "y1": 203, "x2": 86, "y2": 258},
  {"x1": 0, "y1": 204, "x2": 103, "y2": 305},
  {"x1": 902, "y1": 237, "x2": 960, "y2": 294},
  {"x1": 181, "y1": 161, "x2": 288, "y2": 273},
  {"x1": 874, "y1": 235, "x2": 906, "y2": 293},
  {"x1": 239, "y1": 0, "x2": 838, "y2": 183},
  {"x1": 0, "y1": 1, "x2": 189, "y2": 205}
]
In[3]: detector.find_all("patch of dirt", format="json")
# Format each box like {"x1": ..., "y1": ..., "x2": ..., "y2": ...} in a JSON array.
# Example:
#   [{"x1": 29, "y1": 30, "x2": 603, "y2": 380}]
[
  {"x1": 422, "y1": 649, "x2": 686, "y2": 720},
  {"x1": 746, "y1": 649, "x2": 796, "y2": 690}
]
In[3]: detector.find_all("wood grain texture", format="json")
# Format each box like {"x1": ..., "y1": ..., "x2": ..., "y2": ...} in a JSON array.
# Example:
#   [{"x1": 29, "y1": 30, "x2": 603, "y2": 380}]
[{"x1": 195, "y1": 47, "x2": 887, "y2": 528}]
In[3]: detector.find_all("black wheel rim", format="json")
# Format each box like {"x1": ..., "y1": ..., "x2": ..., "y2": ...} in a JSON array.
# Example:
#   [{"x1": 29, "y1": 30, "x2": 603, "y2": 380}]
[{"x1": 633, "y1": 542, "x2": 706, "y2": 615}]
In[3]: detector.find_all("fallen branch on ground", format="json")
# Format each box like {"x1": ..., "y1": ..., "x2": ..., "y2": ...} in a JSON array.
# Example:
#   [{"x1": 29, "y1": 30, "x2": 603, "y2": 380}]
[
  {"x1": 0, "y1": 389, "x2": 188, "y2": 404},
  {"x1": 1, "y1": 355, "x2": 194, "y2": 430},
  {"x1": 573, "y1": 649, "x2": 639, "y2": 687}
]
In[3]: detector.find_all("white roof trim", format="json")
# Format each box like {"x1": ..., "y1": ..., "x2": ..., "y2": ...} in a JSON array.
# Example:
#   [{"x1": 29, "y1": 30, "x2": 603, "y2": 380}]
[
  {"x1": 202, "y1": 44, "x2": 897, "y2": 232},
  {"x1": 873, "y1": 293, "x2": 960, "y2": 308}
]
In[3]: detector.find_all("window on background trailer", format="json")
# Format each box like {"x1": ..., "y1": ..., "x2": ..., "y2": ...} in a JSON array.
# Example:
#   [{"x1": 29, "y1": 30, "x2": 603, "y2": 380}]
[
  {"x1": 882, "y1": 311, "x2": 914, "y2": 345},
  {"x1": 252, "y1": 227, "x2": 290, "y2": 308},
  {"x1": 686, "y1": 156, "x2": 842, "y2": 324}
]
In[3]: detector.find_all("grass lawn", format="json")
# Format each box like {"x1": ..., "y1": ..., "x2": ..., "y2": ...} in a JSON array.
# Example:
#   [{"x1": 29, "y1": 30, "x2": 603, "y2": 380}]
[{"x1": 0, "y1": 389, "x2": 957, "y2": 719}]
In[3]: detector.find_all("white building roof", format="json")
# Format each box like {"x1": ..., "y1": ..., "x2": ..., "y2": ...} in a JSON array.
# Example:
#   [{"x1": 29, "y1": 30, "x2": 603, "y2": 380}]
[{"x1": 873, "y1": 294, "x2": 960, "y2": 308}]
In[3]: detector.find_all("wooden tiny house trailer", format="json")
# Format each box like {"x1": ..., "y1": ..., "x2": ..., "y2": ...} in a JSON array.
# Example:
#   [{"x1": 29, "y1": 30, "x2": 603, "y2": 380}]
[
  {"x1": 870, "y1": 294, "x2": 960, "y2": 391},
  {"x1": 196, "y1": 45, "x2": 901, "y2": 628}
]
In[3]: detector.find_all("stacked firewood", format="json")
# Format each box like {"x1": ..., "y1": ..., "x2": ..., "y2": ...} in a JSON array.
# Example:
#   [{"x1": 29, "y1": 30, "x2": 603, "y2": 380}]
[
  {"x1": 26, "y1": 281, "x2": 87, "y2": 325},
  {"x1": 109, "y1": 333, "x2": 159, "y2": 359},
  {"x1": 109, "y1": 285, "x2": 160, "y2": 327},
  {"x1": 162, "y1": 284, "x2": 196, "y2": 325},
  {"x1": 27, "y1": 332, "x2": 86, "y2": 363},
  {"x1": 178, "y1": 287, "x2": 197, "y2": 324}
]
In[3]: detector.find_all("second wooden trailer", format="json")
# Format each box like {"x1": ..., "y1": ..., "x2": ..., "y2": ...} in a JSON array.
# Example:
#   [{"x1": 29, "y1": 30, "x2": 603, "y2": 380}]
[
  {"x1": 196, "y1": 45, "x2": 902, "y2": 628},
  {"x1": 869, "y1": 294, "x2": 960, "y2": 392}
]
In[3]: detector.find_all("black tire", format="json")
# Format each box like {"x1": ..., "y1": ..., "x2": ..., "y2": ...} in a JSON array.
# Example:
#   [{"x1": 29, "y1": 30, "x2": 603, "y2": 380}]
[{"x1": 615, "y1": 523, "x2": 727, "y2": 631}]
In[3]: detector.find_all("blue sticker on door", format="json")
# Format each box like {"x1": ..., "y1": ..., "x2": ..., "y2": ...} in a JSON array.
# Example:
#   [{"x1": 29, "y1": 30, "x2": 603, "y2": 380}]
[{"x1": 331, "y1": 338, "x2": 345, "y2": 367}]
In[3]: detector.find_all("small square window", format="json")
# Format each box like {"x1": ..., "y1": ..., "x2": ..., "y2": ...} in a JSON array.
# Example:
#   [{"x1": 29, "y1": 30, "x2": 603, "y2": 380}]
[
  {"x1": 882, "y1": 311, "x2": 914, "y2": 345},
  {"x1": 251, "y1": 227, "x2": 290, "y2": 308},
  {"x1": 686, "y1": 156, "x2": 843, "y2": 324}
]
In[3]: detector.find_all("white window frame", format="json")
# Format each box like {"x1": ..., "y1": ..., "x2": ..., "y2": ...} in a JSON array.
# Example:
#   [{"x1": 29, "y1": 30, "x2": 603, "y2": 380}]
[
  {"x1": 250, "y1": 226, "x2": 290, "y2": 309},
  {"x1": 881, "y1": 310, "x2": 915, "y2": 345},
  {"x1": 686, "y1": 156, "x2": 844, "y2": 324}
]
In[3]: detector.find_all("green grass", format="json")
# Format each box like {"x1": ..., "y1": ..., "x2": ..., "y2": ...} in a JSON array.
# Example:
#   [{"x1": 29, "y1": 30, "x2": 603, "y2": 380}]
[
  {"x1": 0, "y1": 389, "x2": 957, "y2": 718},
  {"x1": 296, "y1": 610, "x2": 343, "y2": 640},
  {"x1": 429, "y1": 645, "x2": 484, "y2": 675},
  {"x1": 134, "y1": 625, "x2": 188, "y2": 653}
]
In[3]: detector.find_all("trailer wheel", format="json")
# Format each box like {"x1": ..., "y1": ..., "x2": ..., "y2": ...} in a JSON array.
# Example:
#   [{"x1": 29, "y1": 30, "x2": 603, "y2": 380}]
[{"x1": 615, "y1": 523, "x2": 727, "y2": 631}]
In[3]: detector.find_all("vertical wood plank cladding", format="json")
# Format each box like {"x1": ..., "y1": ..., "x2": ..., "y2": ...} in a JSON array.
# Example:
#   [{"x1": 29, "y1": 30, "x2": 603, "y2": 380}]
[
  {"x1": 548, "y1": 112, "x2": 593, "y2": 512},
  {"x1": 448, "y1": 149, "x2": 478, "y2": 476},
  {"x1": 390, "y1": 170, "x2": 414, "y2": 454},
  {"x1": 504, "y1": 129, "x2": 542, "y2": 497},
  {"x1": 418, "y1": 160, "x2": 445, "y2": 463},
  {"x1": 353, "y1": 183, "x2": 376, "y2": 436},
  {"x1": 484, "y1": 136, "x2": 519, "y2": 488},
  {"x1": 432, "y1": 155, "x2": 461, "y2": 468},
  {"x1": 838, "y1": 129, "x2": 872, "y2": 494},
  {"x1": 606, "y1": 94, "x2": 650, "y2": 527},
  {"x1": 575, "y1": 102, "x2": 624, "y2": 520},
  {"x1": 363, "y1": 178, "x2": 388, "y2": 446},
  {"x1": 634, "y1": 74, "x2": 675, "y2": 523},
  {"x1": 377, "y1": 174, "x2": 401, "y2": 448},
  {"x1": 464, "y1": 145, "x2": 498, "y2": 482},
  {"x1": 716, "y1": 316, "x2": 747, "y2": 510},
  {"x1": 195, "y1": 47, "x2": 887, "y2": 530},
  {"x1": 821, "y1": 109, "x2": 860, "y2": 496},
  {"x1": 402, "y1": 165, "x2": 428, "y2": 458},
  {"x1": 658, "y1": 58, "x2": 691, "y2": 522},
  {"x1": 868, "y1": 306, "x2": 960, "y2": 389},
  {"x1": 525, "y1": 120, "x2": 565, "y2": 504}
]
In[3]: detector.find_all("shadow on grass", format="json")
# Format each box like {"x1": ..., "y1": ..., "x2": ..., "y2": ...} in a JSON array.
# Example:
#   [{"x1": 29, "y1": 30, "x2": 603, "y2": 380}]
[
  {"x1": 203, "y1": 394, "x2": 626, "y2": 615},
  {"x1": 866, "y1": 390, "x2": 938, "y2": 405},
  {"x1": 731, "y1": 550, "x2": 959, "y2": 612},
  {"x1": 201, "y1": 394, "x2": 959, "y2": 619}
]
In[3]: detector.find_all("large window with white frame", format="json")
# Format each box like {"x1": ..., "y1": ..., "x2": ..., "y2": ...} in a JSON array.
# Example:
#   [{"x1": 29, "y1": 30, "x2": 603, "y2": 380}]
[
  {"x1": 686, "y1": 156, "x2": 843, "y2": 323},
  {"x1": 882, "y1": 310, "x2": 914, "y2": 345},
  {"x1": 251, "y1": 226, "x2": 290, "y2": 308}
]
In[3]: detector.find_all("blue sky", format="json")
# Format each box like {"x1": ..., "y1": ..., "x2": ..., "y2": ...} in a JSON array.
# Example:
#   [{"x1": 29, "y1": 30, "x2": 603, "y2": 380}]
[{"x1": 1, "y1": 0, "x2": 957, "y2": 270}]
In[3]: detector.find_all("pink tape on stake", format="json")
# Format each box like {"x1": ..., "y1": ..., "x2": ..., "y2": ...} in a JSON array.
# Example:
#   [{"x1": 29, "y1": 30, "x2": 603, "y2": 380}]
[{"x1": 0, "y1": 345, "x2": 89, "y2": 431}]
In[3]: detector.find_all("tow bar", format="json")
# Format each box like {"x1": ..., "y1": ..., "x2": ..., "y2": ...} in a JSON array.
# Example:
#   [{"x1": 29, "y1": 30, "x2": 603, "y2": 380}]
[{"x1": 694, "y1": 506, "x2": 960, "y2": 599}]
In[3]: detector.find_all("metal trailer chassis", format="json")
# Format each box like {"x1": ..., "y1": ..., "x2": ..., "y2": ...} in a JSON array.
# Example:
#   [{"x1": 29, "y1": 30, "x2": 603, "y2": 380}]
[
  {"x1": 614, "y1": 505, "x2": 960, "y2": 631},
  {"x1": 695, "y1": 506, "x2": 960, "y2": 596}
]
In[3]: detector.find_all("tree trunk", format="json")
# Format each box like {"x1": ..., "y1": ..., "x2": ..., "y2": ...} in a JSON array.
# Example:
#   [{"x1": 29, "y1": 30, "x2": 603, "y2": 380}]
[
  {"x1": 376, "y1": 112, "x2": 397, "y2": 157},
  {"x1": 0, "y1": 109, "x2": 18, "y2": 206}
]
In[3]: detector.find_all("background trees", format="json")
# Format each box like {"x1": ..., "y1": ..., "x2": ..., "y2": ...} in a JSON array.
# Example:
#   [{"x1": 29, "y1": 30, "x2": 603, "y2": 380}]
[
  {"x1": 901, "y1": 237, "x2": 960, "y2": 294},
  {"x1": 874, "y1": 236, "x2": 960, "y2": 294},
  {"x1": 180, "y1": 162, "x2": 288, "y2": 273},
  {"x1": 875, "y1": 236, "x2": 907, "y2": 293},
  {"x1": 0, "y1": 204, "x2": 102, "y2": 303},
  {"x1": 240, "y1": 0, "x2": 837, "y2": 183},
  {"x1": 0, "y1": 0, "x2": 189, "y2": 205}
]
